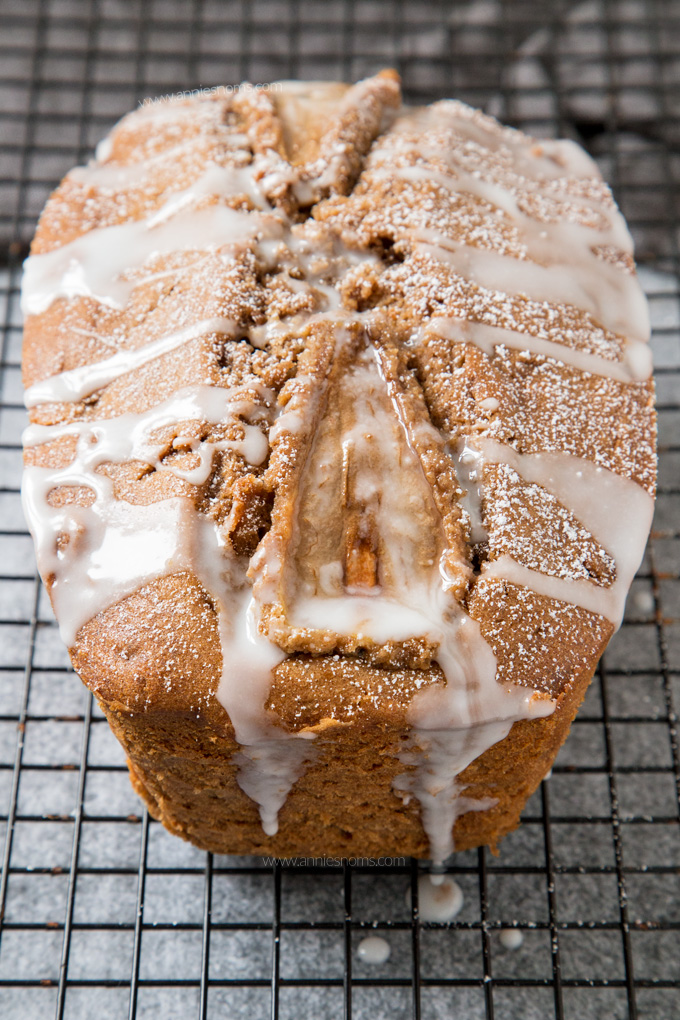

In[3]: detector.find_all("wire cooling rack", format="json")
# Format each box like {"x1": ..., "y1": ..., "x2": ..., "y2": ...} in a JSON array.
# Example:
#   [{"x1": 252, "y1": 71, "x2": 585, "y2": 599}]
[{"x1": 0, "y1": 1, "x2": 678, "y2": 1018}]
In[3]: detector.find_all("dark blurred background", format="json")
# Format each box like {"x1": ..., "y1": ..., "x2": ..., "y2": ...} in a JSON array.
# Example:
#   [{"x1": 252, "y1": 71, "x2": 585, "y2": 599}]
[{"x1": 1, "y1": 0, "x2": 679, "y2": 264}]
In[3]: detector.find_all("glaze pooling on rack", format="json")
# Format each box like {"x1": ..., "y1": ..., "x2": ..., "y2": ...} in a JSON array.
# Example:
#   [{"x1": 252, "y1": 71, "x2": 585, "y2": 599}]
[
  {"x1": 406, "y1": 874, "x2": 465, "y2": 922},
  {"x1": 21, "y1": 74, "x2": 654, "y2": 857},
  {"x1": 357, "y1": 936, "x2": 391, "y2": 964}
]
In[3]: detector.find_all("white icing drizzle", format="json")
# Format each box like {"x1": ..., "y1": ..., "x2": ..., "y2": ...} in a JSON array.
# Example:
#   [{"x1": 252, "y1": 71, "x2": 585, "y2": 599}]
[
  {"x1": 211, "y1": 587, "x2": 315, "y2": 837},
  {"x1": 93, "y1": 135, "x2": 113, "y2": 162},
  {"x1": 69, "y1": 130, "x2": 254, "y2": 195},
  {"x1": 22, "y1": 380, "x2": 314, "y2": 835},
  {"x1": 23, "y1": 480, "x2": 199, "y2": 646},
  {"x1": 387, "y1": 159, "x2": 644, "y2": 334},
  {"x1": 382, "y1": 100, "x2": 611, "y2": 188},
  {"x1": 68, "y1": 159, "x2": 150, "y2": 190},
  {"x1": 424, "y1": 101, "x2": 600, "y2": 182},
  {"x1": 22, "y1": 384, "x2": 272, "y2": 642},
  {"x1": 21, "y1": 164, "x2": 282, "y2": 317},
  {"x1": 390, "y1": 162, "x2": 631, "y2": 246},
  {"x1": 24, "y1": 317, "x2": 236, "y2": 408},
  {"x1": 427, "y1": 315, "x2": 652, "y2": 383},
  {"x1": 462, "y1": 437, "x2": 654, "y2": 627},
  {"x1": 413, "y1": 234, "x2": 647, "y2": 345},
  {"x1": 479, "y1": 440, "x2": 654, "y2": 625},
  {"x1": 25, "y1": 384, "x2": 269, "y2": 475},
  {"x1": 369, "y1": 102, "x2": 651, "y2": 362},
  {"x1": 394, "y1": 652, "x2": 551, "y2": 866}
]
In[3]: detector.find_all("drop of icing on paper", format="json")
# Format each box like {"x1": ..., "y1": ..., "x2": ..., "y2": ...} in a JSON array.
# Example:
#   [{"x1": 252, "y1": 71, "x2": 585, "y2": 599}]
[
  {"x1": 633, "y1": 589, "x2": 655, "y2": 615},
  {"x1": 357, "y1": 935, "x2": 391, "y2": 964},
  {"x1": 406, "y1": 874, "x2": 464, "y2": 922},
  {"x1": 499, "y1": 928, "x2": 524, "y2": 950}
]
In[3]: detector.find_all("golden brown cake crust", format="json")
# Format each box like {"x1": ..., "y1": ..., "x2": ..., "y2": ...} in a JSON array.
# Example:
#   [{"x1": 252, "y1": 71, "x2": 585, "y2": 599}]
[{"x1": 22, "y1": 72, "x2": 656, "y2": 859}]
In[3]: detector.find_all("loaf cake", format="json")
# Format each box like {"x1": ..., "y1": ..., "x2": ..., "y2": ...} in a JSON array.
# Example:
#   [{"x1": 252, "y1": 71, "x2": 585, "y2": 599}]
[{"x1": 21, "y1": 72, "x2": 655, "y2": 862}]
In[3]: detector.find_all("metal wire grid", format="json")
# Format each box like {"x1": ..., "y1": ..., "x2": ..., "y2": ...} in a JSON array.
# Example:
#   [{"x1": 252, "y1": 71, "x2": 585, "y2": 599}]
[{"x1": 0, "y1": 1, "x2": 678, "y2": 1018}]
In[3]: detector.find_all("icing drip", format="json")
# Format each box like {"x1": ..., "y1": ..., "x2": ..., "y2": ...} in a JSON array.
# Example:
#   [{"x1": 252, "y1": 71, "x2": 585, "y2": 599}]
[
  {"x1": 22, "y1": 384, "x2": 273, "y2": 643},
  {"x1": 208, "y1": 580, "x2": 315, "y2": 838},
  {"x1": 393, "y1": 619, "x2": 552, "y2": 865},
  {"x1": 22, "y1": 379, "x2": 315, "y2": 835}
]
